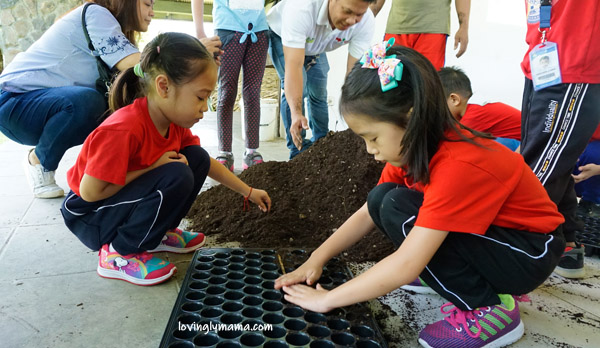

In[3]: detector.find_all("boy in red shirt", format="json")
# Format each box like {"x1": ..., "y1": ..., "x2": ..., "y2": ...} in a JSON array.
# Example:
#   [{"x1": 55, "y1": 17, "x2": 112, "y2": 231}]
[{"x1": 439, "y1": 66, "x2": 521, "y2": 151}]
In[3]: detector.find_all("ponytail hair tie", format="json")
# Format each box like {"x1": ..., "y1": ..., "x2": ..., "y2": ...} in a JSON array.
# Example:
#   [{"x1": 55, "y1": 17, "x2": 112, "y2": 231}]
[
  {"x1": 156, "y1": 45, "x2": 161, "y2": 54},
  {"x1": 133, "y1": 63, "x2": 144, "y2": 78}
]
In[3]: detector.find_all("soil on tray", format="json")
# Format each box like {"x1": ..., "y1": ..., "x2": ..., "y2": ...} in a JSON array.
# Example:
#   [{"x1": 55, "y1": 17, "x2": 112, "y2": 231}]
[{"x1": 187, "y1": 129, "x2": 396, "y2": 262}]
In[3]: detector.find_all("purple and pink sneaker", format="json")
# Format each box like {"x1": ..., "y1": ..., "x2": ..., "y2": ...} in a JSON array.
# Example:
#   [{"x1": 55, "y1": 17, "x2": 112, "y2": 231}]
[{"x1": 418, "y1": 295, "x2": 526, "y2": 348}]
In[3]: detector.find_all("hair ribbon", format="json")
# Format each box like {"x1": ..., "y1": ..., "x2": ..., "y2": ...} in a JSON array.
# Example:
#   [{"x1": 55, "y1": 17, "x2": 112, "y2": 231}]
[{"x1": 360, "y1": 38, "x2": 403, "y2": 92}]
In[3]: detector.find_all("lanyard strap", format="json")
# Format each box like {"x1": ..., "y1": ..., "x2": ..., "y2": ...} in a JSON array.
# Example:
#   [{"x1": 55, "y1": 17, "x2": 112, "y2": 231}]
[
  {"x1": 540, "y1": 0, "x2": 552, "y2": 29},
  {"x1": 539, "y1": 0, "x2": 552, "y2": 43}
]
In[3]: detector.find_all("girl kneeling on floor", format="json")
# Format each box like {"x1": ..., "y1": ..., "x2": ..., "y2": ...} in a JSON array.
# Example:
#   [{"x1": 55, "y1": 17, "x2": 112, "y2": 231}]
[
  {"x1": 274, "y1": 42, "x2": 565, "y2": 348},
  {"x1": 61, "y1": 32, "x2": 271, "y2": 286}
]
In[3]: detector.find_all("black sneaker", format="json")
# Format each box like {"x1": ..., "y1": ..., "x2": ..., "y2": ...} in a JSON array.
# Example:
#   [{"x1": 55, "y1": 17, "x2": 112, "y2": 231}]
[
  {"x1": 554, "y1": 243, "x2": 585, "y2": 279},
  {"x1": 577, "y1": 199, "x2": 593, "y2": 215}
]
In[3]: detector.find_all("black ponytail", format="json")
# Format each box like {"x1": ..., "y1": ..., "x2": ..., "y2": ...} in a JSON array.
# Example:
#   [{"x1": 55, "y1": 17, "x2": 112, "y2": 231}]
[{"x1": 108, "y1": 67, "x2": 143, "y2": 112}]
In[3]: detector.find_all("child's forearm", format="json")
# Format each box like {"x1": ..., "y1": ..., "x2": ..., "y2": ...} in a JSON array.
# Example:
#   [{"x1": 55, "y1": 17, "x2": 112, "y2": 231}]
[
  {"x1": 207, "y1": 158, "x2": 251, "y2": 196},
  {"x1": 79, "y1": 174, "x2": 123, "y2": 202},
  {"x1": 309, "y1": 203, "x2": 375, "y2": 266},
  {"x1": 79, "y1": 165, "x2": 158, "y2": 202},
  {"x1": 124, "y1": 166, "x2": 156, "y2": 185}
]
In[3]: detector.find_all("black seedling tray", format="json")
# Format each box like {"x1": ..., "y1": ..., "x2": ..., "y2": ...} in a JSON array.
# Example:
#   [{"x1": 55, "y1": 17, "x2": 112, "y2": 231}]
[
  {"x1": 575, "y1": 214, "x2": 600, "y2": 257},
  {"x1": 160, "y1": 248, "x2": 388, "y2": 348}
]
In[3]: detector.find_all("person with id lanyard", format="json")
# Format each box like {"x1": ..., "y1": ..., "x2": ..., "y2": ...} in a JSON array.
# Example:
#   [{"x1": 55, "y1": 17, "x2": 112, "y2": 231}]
[
  {"x1": 520, "y1": 0, "x2": 600, "y2": 279},
  {"x1": 193, "y1": 0, "x2": 270, "y2": 171},
  {"x1": 267, "y1": 0, "x2": 376, "y2": 159}
]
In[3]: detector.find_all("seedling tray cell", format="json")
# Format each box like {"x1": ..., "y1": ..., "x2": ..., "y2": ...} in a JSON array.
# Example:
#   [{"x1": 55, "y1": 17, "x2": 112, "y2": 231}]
[{"x1": 160, "y1": 248, "x2": 388, "y2": 348}]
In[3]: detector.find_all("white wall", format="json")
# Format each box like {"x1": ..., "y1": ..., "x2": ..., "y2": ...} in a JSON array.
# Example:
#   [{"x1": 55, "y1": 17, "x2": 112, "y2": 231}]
[{"x1": 326, "y1": 0, "x2": 528, "y2": 131}]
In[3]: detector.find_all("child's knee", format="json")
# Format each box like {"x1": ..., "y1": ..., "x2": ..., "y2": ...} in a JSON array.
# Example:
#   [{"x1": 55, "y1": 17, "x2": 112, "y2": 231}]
[
  {"x1": 181, "y1": 145, "x2": 211, "y2": 177},
  {"x1": 164, "y1": 162, "x2": 194, "y2": 194},
  {"x1": 367, "y1": 183, "x2": 398, "y2": 208}
]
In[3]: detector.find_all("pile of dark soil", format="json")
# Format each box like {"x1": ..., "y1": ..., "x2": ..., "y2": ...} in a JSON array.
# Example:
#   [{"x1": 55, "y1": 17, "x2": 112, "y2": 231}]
[{"x1": 187, "y1": 129, "x2": 395, "y2": 262}]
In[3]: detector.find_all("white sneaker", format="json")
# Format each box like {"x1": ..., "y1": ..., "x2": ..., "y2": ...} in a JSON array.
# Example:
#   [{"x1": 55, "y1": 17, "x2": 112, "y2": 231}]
[{"x1": 23, "y1": 150, "x2": 64, "y2": 198}]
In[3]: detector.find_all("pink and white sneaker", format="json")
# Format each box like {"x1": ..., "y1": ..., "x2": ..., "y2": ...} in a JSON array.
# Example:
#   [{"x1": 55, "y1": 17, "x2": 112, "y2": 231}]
[
  {"x1": 97, "y1": 244, "x2": 176, "y2": 286},
  {"x1": 148, "y1": 228, "x2": 206, "y2": 254}
]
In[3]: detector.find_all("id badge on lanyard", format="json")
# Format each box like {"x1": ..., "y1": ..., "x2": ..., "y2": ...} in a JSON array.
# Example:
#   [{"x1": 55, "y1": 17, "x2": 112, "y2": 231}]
[
  {"x1": 529, "y1": 0, "x2": 561, "y2": 90},
  {"x1": 229, "y1": 0, "x2": 263, "y2": 11}
]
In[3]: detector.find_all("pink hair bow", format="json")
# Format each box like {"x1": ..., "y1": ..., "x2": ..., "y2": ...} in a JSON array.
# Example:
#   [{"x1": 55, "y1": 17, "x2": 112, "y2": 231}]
[{"x1": 360, "y1": 38, "x2": 403, "y2": 92}]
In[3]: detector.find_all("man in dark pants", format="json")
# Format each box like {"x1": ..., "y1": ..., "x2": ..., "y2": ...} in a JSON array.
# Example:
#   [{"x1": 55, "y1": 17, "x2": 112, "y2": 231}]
[{"x1": 520, "y1": 0, "x2": 600, "y2": 278}]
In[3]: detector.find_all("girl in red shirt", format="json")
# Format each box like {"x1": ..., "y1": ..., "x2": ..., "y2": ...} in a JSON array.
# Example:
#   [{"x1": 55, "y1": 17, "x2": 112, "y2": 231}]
[
  {"x1": 275, "y1": 43, "x2": 565, "y2": 348},
  {"x1": 61, "y1": 32, "x2": 271, "y2": 286}
]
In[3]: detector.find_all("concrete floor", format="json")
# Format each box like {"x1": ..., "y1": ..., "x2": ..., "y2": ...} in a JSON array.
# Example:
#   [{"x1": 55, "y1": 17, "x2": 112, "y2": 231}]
[{"x1": 1, "y1": 110, "x2": 599, "y2": 348}]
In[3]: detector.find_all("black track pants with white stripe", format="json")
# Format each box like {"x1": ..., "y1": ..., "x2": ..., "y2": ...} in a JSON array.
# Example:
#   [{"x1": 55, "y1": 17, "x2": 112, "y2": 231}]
[
  {"x1": 61, "y1": 146, "x2": 211, "y2": 255},
  {"x1": 521, "y1": 79, "x2": 600, "y2": 243},
  {"x1": 367, "y1": 183, "x2": 565, "y2": 310}
]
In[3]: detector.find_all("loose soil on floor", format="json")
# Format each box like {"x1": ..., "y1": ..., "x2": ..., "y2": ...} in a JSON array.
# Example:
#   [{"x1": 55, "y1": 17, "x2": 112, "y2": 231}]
[{"x1": 187, "y1": 129, "x2": 395, "y2": 263}]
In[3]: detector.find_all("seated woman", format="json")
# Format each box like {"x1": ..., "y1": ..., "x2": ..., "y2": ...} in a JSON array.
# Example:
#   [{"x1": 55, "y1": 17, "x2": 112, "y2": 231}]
[{"x1": 0, "y1": 0, "x2": 154, "y2": 198}]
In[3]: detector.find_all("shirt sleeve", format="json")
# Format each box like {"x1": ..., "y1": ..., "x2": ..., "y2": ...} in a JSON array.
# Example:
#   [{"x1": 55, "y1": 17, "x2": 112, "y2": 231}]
[
  {"x1": 84, "y1": 5, "x2": 139, "y2": 69},
  {"x1": 347, "y1": 10, "x2": 375, "y2": 59},
  {"x1": 83, "y1": 129, "x2": 135, "y2": 186},
  {"x1": 280, "y1": 2, "x2": 315, "y2": 49}
]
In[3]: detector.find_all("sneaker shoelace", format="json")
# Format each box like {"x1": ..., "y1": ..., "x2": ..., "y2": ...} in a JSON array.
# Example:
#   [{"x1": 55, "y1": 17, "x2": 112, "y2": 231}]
[
  {"x1": 441, "y1": 294, "x2": 530, "y2": 338},
  {"x1": 100, "y1": 249, "x2": 152, "y2": 264},
  {"x1": 441, "y1": 303, "x2": 486, "y2": 338},
  {"x1": 42, "y1": 170, "x2": 56, "y2": 185},
  {"x1": 32, "y1": 166, "x2": 56, "y2": 186}
]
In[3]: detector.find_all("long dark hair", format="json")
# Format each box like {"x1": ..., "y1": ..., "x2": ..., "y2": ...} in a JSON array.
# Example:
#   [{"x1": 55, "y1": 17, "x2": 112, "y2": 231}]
[
  {"x1": 108, "y1": 32, "x2": 215, "y2": 113},
  {"x1": 340, "y1": 45, "x2": 492, "y2": 184},
  {"x1": 92, "y1": 0, "x2": 143, "y2": 45}
]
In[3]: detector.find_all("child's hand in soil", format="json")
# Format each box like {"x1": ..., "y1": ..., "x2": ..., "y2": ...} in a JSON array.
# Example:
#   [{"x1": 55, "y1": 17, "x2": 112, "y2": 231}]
[
  {"x1": 248, "y1": 188, "x2": 271, "y2": 212},
  {"x1": 274, "y1": 261, "x2": 322, "y2": 289},
  {"x1": 282, "y1": 283, "x2": 333, "y2": 313}
]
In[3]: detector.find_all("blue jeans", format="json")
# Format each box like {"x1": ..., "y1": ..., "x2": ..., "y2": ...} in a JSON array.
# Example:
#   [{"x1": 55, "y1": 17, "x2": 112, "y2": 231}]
[
  {"x1": 268, "y1": 30, "x2": 330, "y2": 158},
  {"x1": 0, "y1": 87, "x2": 105, "y2": 170}
]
